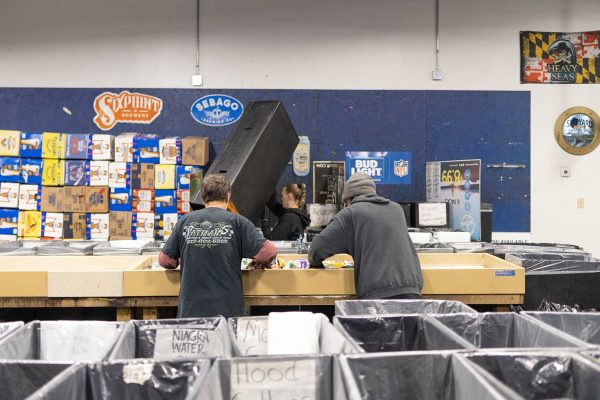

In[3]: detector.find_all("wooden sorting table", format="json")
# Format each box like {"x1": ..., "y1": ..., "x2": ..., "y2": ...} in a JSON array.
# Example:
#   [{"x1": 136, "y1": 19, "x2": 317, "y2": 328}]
[{"x1": 0, "y1": 253, "x2": 524, "y2": 320}]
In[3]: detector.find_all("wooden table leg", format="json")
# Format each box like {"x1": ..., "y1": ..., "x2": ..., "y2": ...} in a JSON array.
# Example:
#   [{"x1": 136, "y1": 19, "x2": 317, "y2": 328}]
[
  {"x1": 116, "y1": 307, "x2": 133, "y2": 321},
  {"x1": 142, "y1": 307, "x2": 158, "y2": 320}
]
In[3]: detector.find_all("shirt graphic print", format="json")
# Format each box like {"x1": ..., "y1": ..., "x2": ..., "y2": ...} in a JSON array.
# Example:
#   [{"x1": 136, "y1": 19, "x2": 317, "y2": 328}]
[{"x1": 183, "y1": 220, "x2": 234, "y2": 248}]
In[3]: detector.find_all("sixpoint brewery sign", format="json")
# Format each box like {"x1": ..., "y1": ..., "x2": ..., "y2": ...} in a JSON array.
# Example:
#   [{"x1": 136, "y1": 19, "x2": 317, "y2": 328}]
[
  {"x1": 93, "y1": 91, "x2": 163, "y2": 131},
  {"x1": 345, "y1": 151, "x2": 411, "y2": 185},
  {"x1": 191, "y1": 94, "x2": 244, "y2": 126}
]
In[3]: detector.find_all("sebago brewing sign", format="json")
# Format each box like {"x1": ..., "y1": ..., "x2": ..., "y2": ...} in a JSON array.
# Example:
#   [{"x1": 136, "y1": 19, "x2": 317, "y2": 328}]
[{"x1": 93, "y1": 90, "x2": 163, "y2": 131}]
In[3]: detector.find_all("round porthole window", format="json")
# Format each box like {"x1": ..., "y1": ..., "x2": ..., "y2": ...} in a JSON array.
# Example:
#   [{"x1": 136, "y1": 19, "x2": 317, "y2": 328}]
[{"x1": 555, "y1": 106, "x2": 600, "y2": 155}]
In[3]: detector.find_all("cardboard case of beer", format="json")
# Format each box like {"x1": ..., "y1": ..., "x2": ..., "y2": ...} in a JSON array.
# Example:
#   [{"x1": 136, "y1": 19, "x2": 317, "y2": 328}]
[
  {"x1": 20, "y1": 132, "x2": 43, "y2": 158},
  {"x1": 41, "y1": 212, "x2": 64, "y2": 239},
  {"x1": 86, "y1": 213, "x2": 110, "y2": 240},
  {"x1": 132, "y1": 134, "x2": 160, "y2": 164},
  {"x1": 0, "y1": 182, "x2": 20, "y2": 208},
  {"x1": 18, "y1": 210, "x2": 41, "y2": 238},
  {"x1": 182, "y1": 136, "x2": 209, "y2": 166},
  {"x1": 0, "y1": 157, "x2": 21, "y2": 183},
  {"x1": 109, "y1": 162, "x2": 131, "y2": 188},
  {"x1": 109, "y1": 211, "x2": 132, "y2": 240},
  {"x1": 63, "y1": 186, "x2": 86, "y2": 213},
  {"x1": 85, "y1": 186, "x2": 109, "y2": 213},
  {"x1": 86, "y1": 160, "x2": 110, "y2": 186},
  {"x1": 132, "y1": 212, "x2": 155, "y2": 239},
  {"x1": 154, "y1": 213, "x2": 178, "y2": 240},
  {"x1": 133, "y1": 189, "x2": 154, "y2": 213},
  {"x1": 155, "y1": 164, "x2": 175, "y2": 190},
  {"x1": 155, "y1": 189, "x2": 177, "y2": 214},
  {"x1": 65, "y1": 133, "x2": 91, "y2": 160},
  {"x1": 19, "y1": 184, "x2": 41, "y2": 211},
  {"x1": 109, "y1": 187, "x2": 132, "y2": 212},
  {"x1": 159, "y1": 137, "x2": 181, "y2": 164},
  {"x1": 0, "y1": 208, "x2": 19, "y2": 235},
  {"x1": 42, "y1": 132, "x2": 66, "y2": 159},
  {"x1": 0, "y1": 130, "x2": 21, "y2": 156},
  {"x1": 177, "y1": 189, "x2": 190, "y2": 214},
  {"x1": 42, "y1": 159, "x2": 65, "y2": 186},
  {"x1": 114, "y1": 132, "x2": 137, "y2": 163},
  {"x1": 41, "y1": 186, "x2": 65, "y2": 212},
  {"x1": 90, "y1": 134, "x2": 114, "y2": 161},
  {"x1": 131, "y1": 163, "x2": 155, "y2": 189},
  {"x1": 64, "y1": 160, "x2": 88, "y2": 186},
  {"x1": 176, "y1": 166, "x2": 202, "y2": 190},
  {"x1": 19, "y1": 158, "x2": 43, "y2": 185},
  {"x1": 63, "y1": 212, "x2": 87, "y2": 239}
]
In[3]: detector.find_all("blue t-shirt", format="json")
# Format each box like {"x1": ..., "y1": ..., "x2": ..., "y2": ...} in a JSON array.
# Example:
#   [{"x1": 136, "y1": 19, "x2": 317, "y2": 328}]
[{"x1": 162, "y1": 207, "x2": 265, "y2": 318}]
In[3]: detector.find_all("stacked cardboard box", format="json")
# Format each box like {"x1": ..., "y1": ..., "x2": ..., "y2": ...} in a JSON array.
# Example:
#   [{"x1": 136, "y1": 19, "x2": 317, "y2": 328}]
[{"x1": 0, "y1": 130, "x2": 207, "y2": 242}]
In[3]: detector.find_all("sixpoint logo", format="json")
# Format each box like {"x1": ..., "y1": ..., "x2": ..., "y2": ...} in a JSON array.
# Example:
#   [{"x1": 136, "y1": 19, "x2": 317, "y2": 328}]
[
  {"x1": 191, "y1": 94, "x2": 244, "y2": 126},
  {"x1": 93, "y1": 91, "x2": 163, "y2": 131}
]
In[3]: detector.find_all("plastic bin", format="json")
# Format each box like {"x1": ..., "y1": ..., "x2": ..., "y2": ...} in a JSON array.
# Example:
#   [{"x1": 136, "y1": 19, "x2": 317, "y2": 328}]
[
  {"x1": 522, "y1": 312, "x2": 600, "y2": 346},
  {"x1": 335, "y1": 299, "x2": 476, "y2": 316},
  {"x1": 27, "y1": 359, "x2": 211, "y2": 400},
  {"x1": 0, "y1": 361, "x2": 70, "y2": 400},
  {"x1": 187, "y1": 355, "x2": 333, "y2": 400},
  {"x1": 431, "y1": 313, "x2": 584, "y2": 349},
  {"x1": 463, "y1": 351, "x2": 600, "y2": 399},
  {"x1": 506, "y1": 253, "x2": 599, "y2": 272},
  {"x1": 334, "y1": 315, "x2": 475, "y2": 353},
  {"x1": 228, "y1": 314, "x2": 354, "y2": 356},
  {"x1": 337, "y1": 351, "x2": 520, "y2": 400},
  {"x1": 107, "y1": 317, "x2": 232, "y2": 360},
  {"x1": 0, "y1": 321, "x2": 23, "y2": 340},
  {"x1": 0, "y1": 321, "x2": 122, "y2": 362}
]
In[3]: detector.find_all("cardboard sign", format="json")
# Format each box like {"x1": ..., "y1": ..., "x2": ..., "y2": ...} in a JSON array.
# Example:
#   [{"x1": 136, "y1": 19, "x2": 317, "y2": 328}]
[
  {"x1": 307, "y1": 204, "x2": 337, "y2": 228},
  {"x1": 235, "y1": 318, "x2": 268, "y2": 356},
  {"x1": 155, "y1": 164, "x2": 176, "y2": 190},
  {"x1": 86, "y1": 213, "x2": 110, "y2": 240},
  {"x1": 19, "y1": 158, "x2": 43, "y2": 185},
  {"x1": 110, "y1": 211, "x2": 133, "y2": 239},
  {"x1": 41, "y1": 159, "x2": 65, "y2": 186},
  {"x1": 86, "y1": 161, "x2": 110, "y2": 186},
  {"x1": 152, "y1": 326, "x2": 217, "y2": 360},
  {"x1": 109, "y1": 162, "x2": 131, "y2": 188},
  {"x1": 41, "y1": 212, "x2": 64, "y2": 238},
  {"x1": 19, "y1": 132, "x2": 43, "y2": 158},
  {"x1": 0, "y1": 208, "x2": 19, "y2": 235},
  {"x1": 39, "y1": 321, "x2": 120, "y2": 361},
  {"x1": 230, "y1": 359, "x2": 317, "y2": 400},
  {"x1": 0, "y1": 130, "x2": 21, "y2": 156},
  {"x1": 41, "y1": 187, "x2": 65, "y2": 212},
  {"x1": 110, "y1": 187, "x2": 132, "y2": 212},
  {"x1": 63, "y1": 186, "x2": 86, "y2": 213},
  {"x1": 85, "y1": 187, "x2": 109, "y2": 213},
  {"x1": 0, "y1": 182, "x2": 19, "y2": 208},
  {"x1": 131, "y1": 163, "x2": 155, "y2": 189},
  {"x1": 133, "y1": 189, "x2": 154, "y2": 213},
  {"x1": 18, "y1": 210, "x2": 42, "y2": 238},
  {"x1": 42, "y1": 132, "x2": 66, "y2": 159},
  {"x1": 19, "y1": 184, "x2": 41, "y2": 211},
  {"x1": 0, "y1": 157, "x2": 21, "y2": 183},
  {"x1": 64, "y1": 160, "x2": 88, "y2": 186},
  {"x1": 90, "y1": 134, "x2": 114, "y2": 160}
]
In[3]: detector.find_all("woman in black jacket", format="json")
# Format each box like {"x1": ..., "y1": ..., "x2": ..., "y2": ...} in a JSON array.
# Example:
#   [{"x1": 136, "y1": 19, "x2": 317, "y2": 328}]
[{"x1": 264, "y1": 184, "x2": 311, "y2": 241}]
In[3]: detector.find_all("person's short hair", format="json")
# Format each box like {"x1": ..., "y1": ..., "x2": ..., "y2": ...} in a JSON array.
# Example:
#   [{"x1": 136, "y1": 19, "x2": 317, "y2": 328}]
[{"x1": 201, "y1": 175, "x2": 231, "y2": 203}]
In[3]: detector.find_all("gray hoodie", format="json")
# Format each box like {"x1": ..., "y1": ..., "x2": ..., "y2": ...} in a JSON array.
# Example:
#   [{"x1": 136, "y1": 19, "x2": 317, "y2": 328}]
[{"x1": 308, "y1": 194, "x2": 423, "y2": 298}]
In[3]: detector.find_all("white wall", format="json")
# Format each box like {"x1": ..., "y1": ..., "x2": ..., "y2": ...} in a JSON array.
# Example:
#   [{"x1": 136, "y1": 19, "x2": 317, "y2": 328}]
[{"x1": 1, "y1": 0, "x2": 600, "y2": 253}]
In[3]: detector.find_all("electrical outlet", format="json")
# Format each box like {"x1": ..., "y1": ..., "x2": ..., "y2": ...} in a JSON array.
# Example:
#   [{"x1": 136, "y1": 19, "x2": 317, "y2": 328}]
[
  {"x1": 191, "y1": 75, "x2": 203, "y2": 86},
  {"x1": 560, "y1": 166, "x2": 570, "y2": 177},
  {"x1": 577, "y1": 197, "x2": 584, "y2": 209}
]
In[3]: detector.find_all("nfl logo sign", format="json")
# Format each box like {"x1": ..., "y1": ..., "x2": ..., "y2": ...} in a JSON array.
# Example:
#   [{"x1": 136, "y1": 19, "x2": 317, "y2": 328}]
[{"x1": 394, "y1": 160, "x2": 409, "y2": 177}]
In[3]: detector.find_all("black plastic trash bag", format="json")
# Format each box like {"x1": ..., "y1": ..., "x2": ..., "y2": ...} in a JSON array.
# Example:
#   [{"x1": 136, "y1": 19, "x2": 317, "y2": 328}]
[
  {"x1": 0, "y1": 361, "x2": 69, "y2": 400},
  {"x1": 523, "y1": 312, "x2": 600, "y2": 346},
  {"x1": 335, "y1": 299, "x2": 476, "y2": 316}
]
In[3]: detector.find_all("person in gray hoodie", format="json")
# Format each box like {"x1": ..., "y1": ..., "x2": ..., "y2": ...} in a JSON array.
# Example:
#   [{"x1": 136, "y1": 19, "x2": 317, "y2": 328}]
[{"x1": 308, "y1": 172, "x2": 423, "y2": 299}]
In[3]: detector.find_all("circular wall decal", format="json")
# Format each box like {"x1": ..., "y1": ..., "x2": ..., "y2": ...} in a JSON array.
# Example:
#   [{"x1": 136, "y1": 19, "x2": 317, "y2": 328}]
[{"x1": 555, "y1": 106, "x2": 600, "y2": 155}]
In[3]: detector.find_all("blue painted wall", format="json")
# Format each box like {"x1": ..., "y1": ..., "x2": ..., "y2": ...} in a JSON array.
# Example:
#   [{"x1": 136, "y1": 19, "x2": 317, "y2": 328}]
[{"x1": 0, "y1": 88, "x2": 530, "y2": 231}]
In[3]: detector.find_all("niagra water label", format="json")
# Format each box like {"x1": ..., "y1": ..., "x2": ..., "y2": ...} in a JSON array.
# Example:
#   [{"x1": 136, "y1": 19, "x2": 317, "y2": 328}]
[{"x1": 191, "y1": 94, "x2": 244, "y2": 126}]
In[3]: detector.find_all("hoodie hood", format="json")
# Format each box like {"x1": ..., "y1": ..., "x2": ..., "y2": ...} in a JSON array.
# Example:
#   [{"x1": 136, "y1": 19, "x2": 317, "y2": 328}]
[
  {"x1": 350, "y1": 193, "x2": 390, "y2": 205},
  {"x1": 287, "y1": 208, "x2": 311, "y2": 228}
]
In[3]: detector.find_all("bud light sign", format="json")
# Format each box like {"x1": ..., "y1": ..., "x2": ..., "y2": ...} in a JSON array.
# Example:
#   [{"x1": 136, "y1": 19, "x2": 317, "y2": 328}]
[
  {"x1": 346, "y1": 151, "x2": 411, "y2": 185},
  {"x1": 191, "y1": 94, "x2": 244, "y2": 127}
]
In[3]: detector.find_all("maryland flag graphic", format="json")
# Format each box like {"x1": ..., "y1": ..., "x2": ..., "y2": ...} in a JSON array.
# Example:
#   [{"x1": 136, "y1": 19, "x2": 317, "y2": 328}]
[{"x1": 521, "y1": 31, "x2": 600, "y2": 84}]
